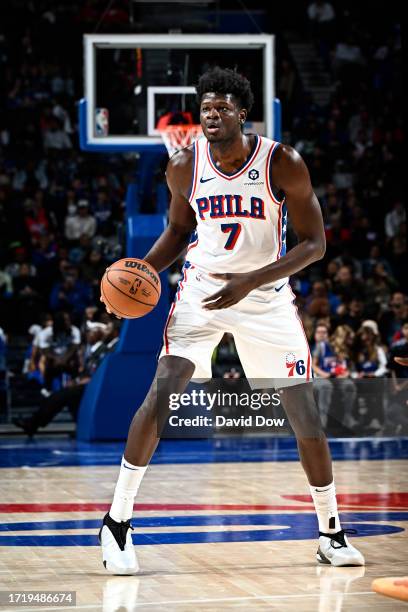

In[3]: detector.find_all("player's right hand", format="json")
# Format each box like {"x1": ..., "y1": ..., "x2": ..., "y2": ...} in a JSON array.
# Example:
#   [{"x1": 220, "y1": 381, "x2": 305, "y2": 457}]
[{"x1": 100, "y1": 295, "x2": 122, "y2": 319}]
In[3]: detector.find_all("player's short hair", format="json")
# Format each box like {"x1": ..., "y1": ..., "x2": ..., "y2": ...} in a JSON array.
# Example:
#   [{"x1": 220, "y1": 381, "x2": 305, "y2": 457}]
[{"x1": 196, "y1": 66, "x2": 254, "y2": 112}]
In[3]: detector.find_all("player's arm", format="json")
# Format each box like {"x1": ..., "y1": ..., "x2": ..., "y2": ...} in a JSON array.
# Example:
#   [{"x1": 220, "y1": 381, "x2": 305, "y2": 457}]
[
  {"x1": 100, "y1": 149, "x2": 196, "y2": 317},
  {"x1": 143, "y1": 149, "x2": 197, "y2": 273},
  {"x1": 203, "y1": 145, "x2": 325, "y2": 309},
  {"x1": 251, "y1": 145, "x2": 326, "y2": 285}
]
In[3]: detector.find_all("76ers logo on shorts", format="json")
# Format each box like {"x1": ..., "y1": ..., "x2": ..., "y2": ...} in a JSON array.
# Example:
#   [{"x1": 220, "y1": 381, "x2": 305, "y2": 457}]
[{"x1": 286, "y1": 353, "x2": 306, "y2": 377}]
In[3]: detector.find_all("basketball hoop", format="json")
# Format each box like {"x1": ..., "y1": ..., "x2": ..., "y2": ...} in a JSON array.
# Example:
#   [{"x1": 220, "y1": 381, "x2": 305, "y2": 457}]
[{"x1": 159, "y1": 124, "x2": 202, "y2": 157}]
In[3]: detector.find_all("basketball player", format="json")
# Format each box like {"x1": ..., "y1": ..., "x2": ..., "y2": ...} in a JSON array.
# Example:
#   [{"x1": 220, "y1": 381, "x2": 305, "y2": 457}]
[{"x1": 99, "y1": 67, "x2": 364, "y2": 573}]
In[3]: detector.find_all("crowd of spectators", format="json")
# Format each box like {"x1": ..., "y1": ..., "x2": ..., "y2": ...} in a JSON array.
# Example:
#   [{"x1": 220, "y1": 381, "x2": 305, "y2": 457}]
[
  {"x1": 295, "y1": 1, "x2": 405, "y2": 433},
  {"x1": 12, "y1": 316, "x2": 121, "y2": 436},
  {"x1": 0, "y1": 5, "x2": 133, "y2": 340},
  {"x1": 0, "y1": 1, "x2": 405, "y2": 435},
  {"x1": 211, "y1": 1, "x2": 406, "y2": 435},
  {"x1": 0, "y1": 1, "x2": 132, "y2": 427}
]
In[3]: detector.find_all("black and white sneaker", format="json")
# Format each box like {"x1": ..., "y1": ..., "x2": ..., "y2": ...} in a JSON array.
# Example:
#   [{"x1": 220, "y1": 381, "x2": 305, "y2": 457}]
[
  {"x1": 317, "y1": 529, "x2": 365, "y2": 566},
  {"x1": 99, "y1": 513, "x2": 139, "y2": 575}
]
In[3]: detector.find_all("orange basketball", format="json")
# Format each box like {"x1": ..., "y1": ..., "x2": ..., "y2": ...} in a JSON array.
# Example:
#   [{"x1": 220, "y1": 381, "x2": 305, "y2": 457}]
[{"x1": 100, "y1": 258, "x2": 161, "y2": 319}]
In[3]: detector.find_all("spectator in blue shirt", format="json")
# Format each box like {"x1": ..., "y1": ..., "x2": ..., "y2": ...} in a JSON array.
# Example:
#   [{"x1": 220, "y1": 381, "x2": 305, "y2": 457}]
[
  {"x1": 354, "y1": 320, "x2": 388, "y2": 432},
  {"x1": 312, "y1": 323, "x2": 357, "y2": 430},
  {"x1": 49, "y1": 266, "x2": 92, "y2": 319}
]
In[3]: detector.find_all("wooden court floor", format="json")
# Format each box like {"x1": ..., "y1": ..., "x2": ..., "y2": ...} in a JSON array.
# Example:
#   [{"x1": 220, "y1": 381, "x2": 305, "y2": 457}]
[{"x1": 0, "y1": 437, "x2": 407, "y2": 611}]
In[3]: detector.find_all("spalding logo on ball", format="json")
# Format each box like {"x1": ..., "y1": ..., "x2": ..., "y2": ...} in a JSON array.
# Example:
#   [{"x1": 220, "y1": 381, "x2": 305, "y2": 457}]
[{"x1": 100, "y1": 258, "x2": 161, "y2": 318}]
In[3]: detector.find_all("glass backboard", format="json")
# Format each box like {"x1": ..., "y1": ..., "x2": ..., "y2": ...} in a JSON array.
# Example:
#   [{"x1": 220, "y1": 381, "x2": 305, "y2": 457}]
[{"x1": 80, "y1": 34, "x2": 277, "y2": 152}]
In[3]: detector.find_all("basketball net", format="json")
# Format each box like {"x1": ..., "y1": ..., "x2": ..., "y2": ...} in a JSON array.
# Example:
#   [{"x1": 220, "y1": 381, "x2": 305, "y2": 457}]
[{"x1": 159, "y1": 124, "x2": 202, "y2": 157}]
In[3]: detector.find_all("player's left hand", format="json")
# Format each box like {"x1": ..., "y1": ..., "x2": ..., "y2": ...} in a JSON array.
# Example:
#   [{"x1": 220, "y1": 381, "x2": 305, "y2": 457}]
[{"x1": 202, "y1": 273, "x2": 255, "y2": 309}]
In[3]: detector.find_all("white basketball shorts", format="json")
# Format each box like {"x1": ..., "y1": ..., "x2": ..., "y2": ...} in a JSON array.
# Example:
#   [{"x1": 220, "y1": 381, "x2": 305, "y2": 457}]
[{"x1": 159, "y1": 261, "x2": 312, "y2": 388}]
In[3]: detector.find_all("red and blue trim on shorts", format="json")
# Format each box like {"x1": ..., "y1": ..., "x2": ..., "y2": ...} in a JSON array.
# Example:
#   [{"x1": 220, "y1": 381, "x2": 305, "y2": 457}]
[
  {"x1": 288, "y1": 285, "x2": 313, "y2": 381},
  {"x1": 162, "y1": 261, "x2": 194, "y2": 355}
]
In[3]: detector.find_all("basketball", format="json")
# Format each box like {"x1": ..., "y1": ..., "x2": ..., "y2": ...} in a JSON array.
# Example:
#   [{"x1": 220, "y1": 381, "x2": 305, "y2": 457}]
[{"x1": 100, "y1": 258, "x2": 161, "y2": 319}]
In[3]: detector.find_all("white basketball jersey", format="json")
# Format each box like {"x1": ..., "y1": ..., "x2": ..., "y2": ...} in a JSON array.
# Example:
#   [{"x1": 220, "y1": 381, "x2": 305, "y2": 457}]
[{"x1": 186, "y1": 135, "x2": 288, "y2": 275}]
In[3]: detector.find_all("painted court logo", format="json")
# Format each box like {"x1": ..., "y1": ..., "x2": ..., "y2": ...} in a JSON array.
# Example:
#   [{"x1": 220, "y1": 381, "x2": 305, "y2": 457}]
[{"x1": 0, "y1": 501, "x2": 405, "y2": 546}]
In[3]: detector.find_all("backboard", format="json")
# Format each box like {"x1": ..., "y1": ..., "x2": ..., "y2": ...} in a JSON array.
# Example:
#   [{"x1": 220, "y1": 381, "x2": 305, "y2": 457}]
[{"x1": 79, "y1": 34, "x2": 280, "y2": 152}]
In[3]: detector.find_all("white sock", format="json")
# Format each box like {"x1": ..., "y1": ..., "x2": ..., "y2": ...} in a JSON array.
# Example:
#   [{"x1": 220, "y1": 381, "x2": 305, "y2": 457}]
[
  {"x1": 109, "y1": 456, "x2": 148, "y2": 523},
  {"x1": 309, "y1": 481, "x2": 341, "y2": 534}
]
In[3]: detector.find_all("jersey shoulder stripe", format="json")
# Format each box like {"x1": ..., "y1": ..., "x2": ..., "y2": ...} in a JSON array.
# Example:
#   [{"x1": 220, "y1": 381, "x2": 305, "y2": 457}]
[
  {"x1": 188, "y1": 140, "x2": 199, "y2": 203},
  {"x1": 266, "y1": 140, "x2": 284, "y2": 205}
]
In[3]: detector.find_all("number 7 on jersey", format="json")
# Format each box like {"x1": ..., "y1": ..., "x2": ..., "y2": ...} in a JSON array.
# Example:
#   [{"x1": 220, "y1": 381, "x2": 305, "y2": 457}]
[{"x1": 221, "y1": 223, "x2": 242, "y2": 250}]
